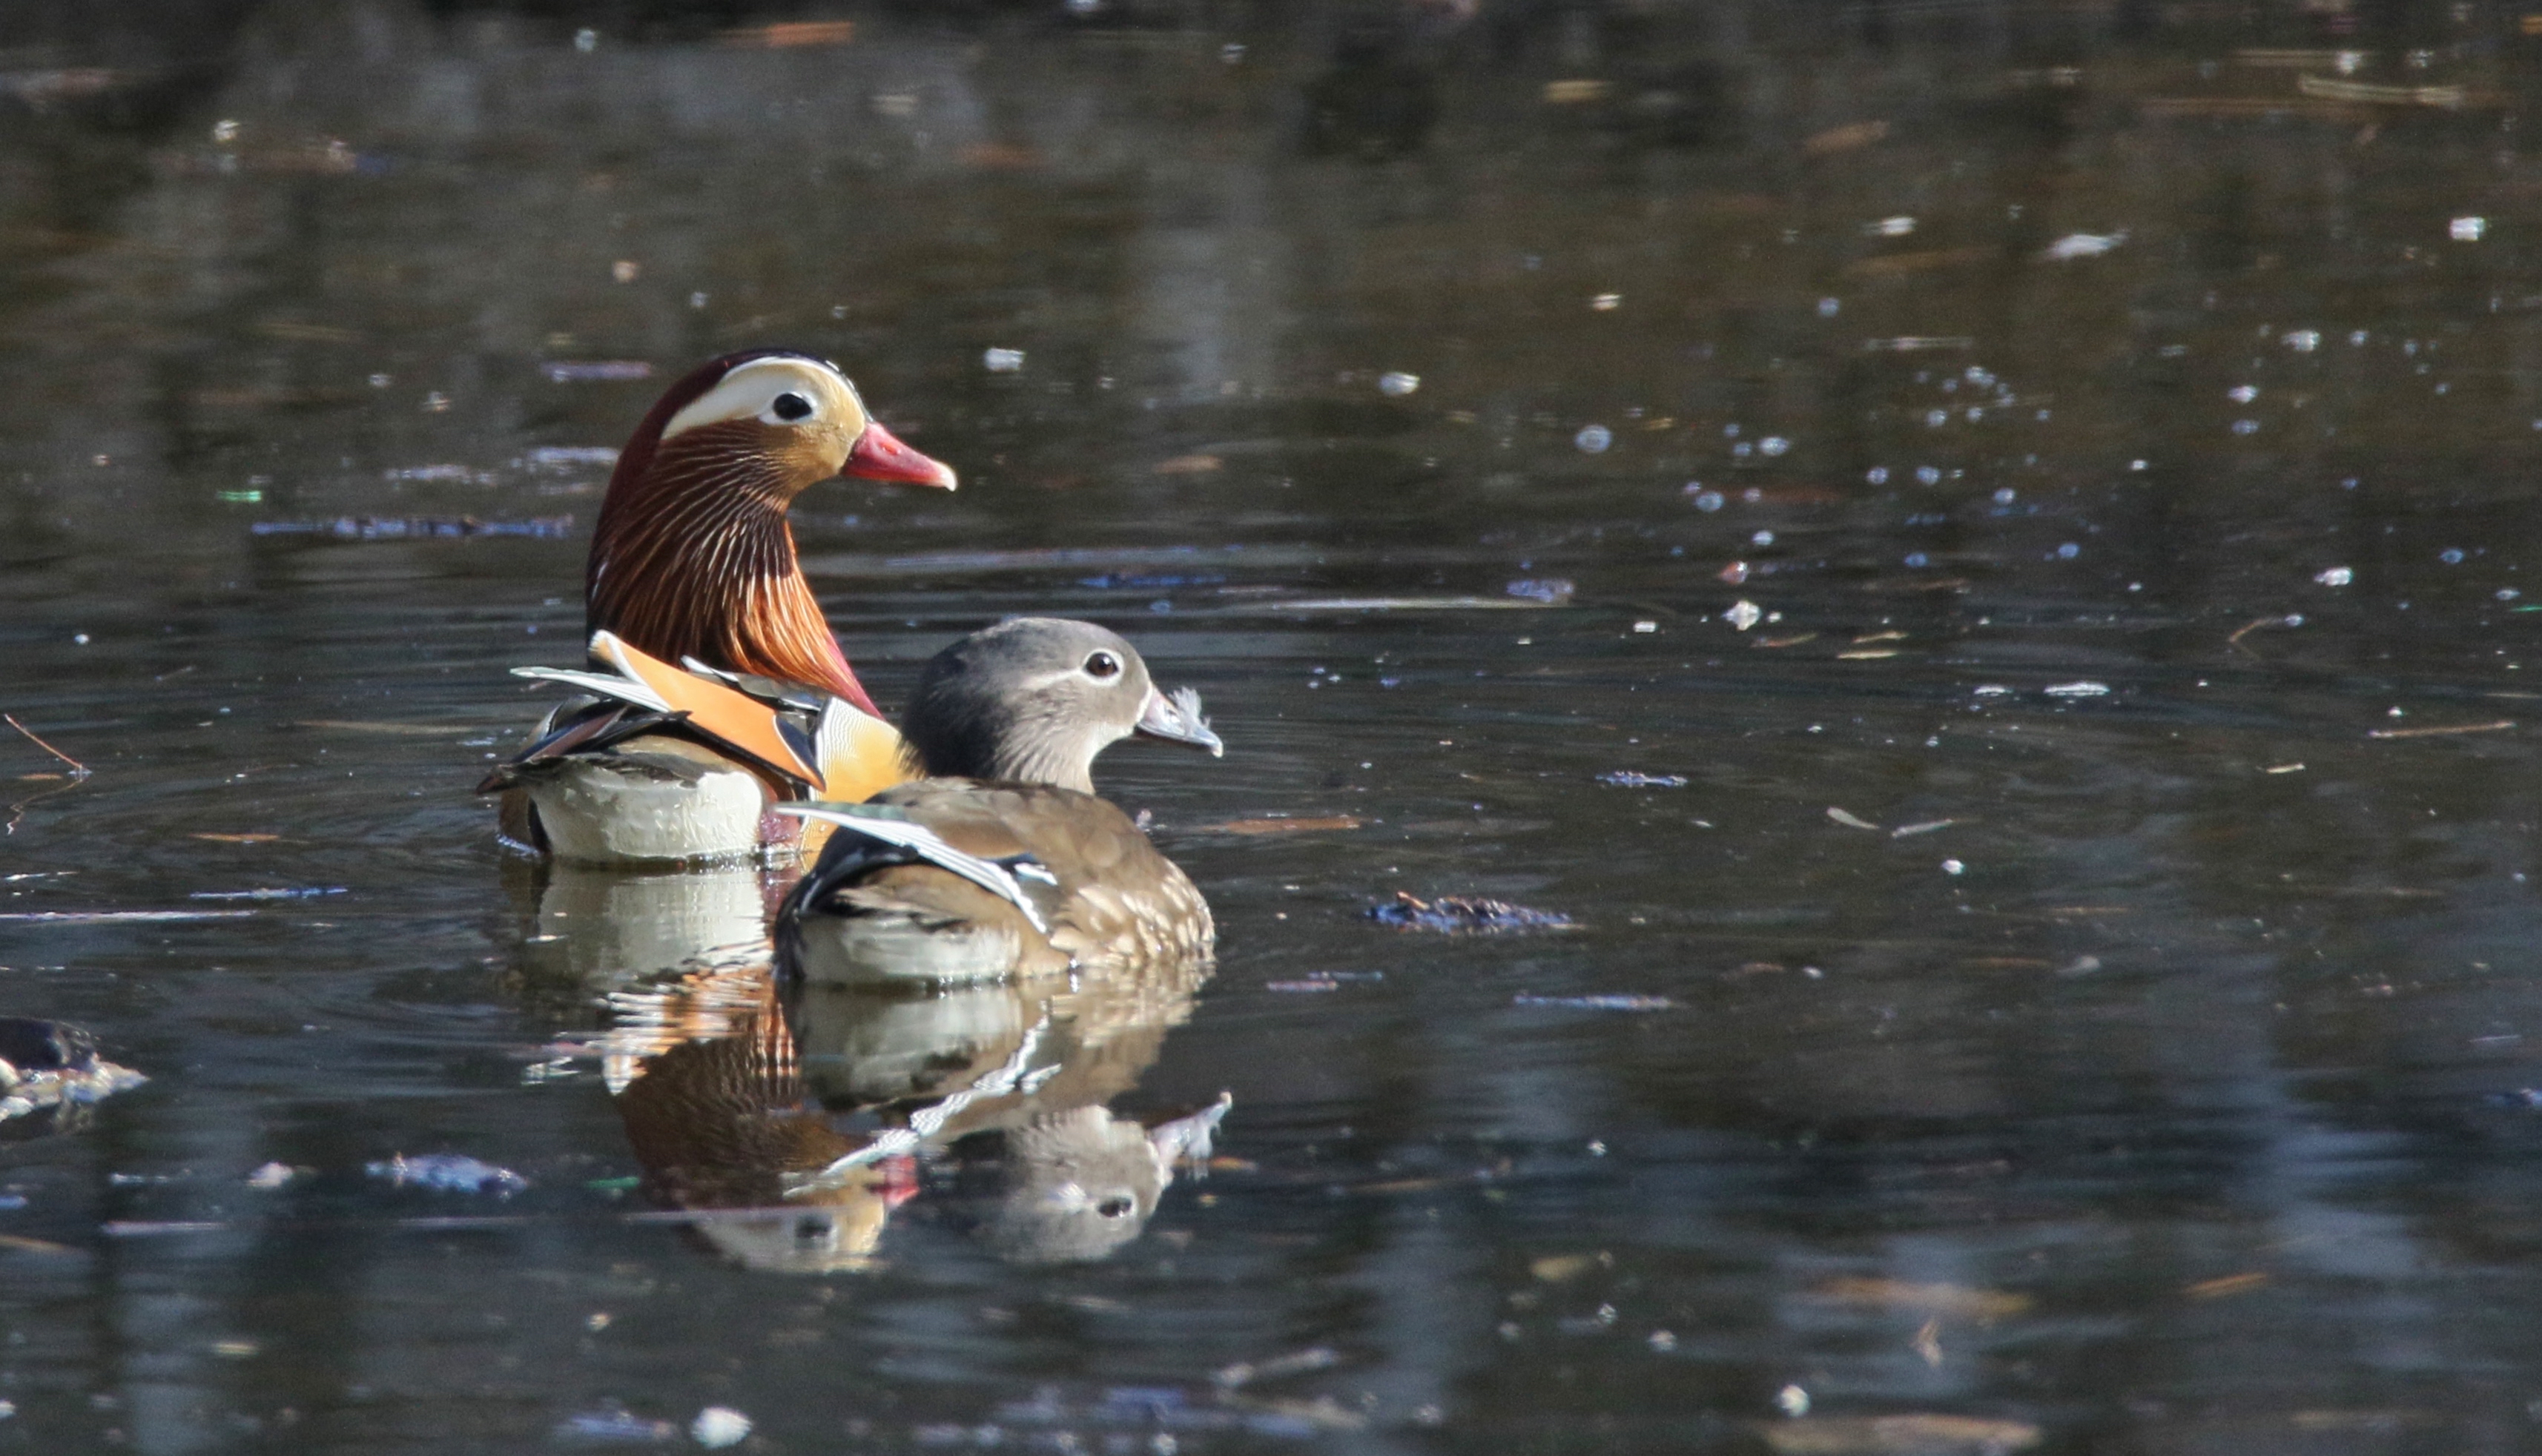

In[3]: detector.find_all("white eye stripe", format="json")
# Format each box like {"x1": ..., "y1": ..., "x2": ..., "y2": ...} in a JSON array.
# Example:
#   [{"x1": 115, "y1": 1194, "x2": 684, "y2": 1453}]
[{"x1": 658, "y1": 356, "x2": 866, "y2": 442}]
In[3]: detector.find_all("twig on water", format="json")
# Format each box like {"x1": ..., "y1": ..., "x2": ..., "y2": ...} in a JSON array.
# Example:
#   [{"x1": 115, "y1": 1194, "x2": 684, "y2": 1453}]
[
  {"x1": 4, "y1": 715, "x2": 89, "y2": 778},
  {"x1": 4, "y1": 714, "x2": 93, "y2": 835}
]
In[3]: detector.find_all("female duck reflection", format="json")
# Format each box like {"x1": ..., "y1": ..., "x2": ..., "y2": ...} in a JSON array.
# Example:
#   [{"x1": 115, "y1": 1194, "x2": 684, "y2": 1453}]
[{"x1": 602, "y1": 619, "x2": 1229, "y2": 1270}]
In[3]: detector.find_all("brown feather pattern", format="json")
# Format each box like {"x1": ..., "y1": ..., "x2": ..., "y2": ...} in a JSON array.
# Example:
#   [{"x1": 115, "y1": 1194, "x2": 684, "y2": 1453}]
[{"x1": 587, "y1": 418, "x2": 879, "y2": 716}]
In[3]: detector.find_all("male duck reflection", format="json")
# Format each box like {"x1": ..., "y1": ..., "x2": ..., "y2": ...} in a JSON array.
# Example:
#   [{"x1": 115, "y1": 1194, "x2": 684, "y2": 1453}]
[
  {"x1": 483, "y1": 349, "x2": 957, "y2": 864},
  {"x1": 777, "y1": 618, "x2": 1222, "y2": 985}
]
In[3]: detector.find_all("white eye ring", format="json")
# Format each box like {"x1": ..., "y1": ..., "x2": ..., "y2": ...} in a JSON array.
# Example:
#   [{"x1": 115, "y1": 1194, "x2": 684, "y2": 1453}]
[{"x1": 1083, "y1": 651, "x2": 1122, "y2": 681}]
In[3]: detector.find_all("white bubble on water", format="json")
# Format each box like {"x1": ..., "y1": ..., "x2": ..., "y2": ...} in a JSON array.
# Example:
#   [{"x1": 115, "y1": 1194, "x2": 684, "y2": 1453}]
[
  {"x1": 1378, "y1": 371, "x2": 1420, "y2": 396},
  {"x1": 1993, "y1": 487, "x2": 2017, "y2": 504},
  {"x1": 1575, "y1": 424, "x2": 1613, "y2": 453},
  {"x1": 2282, "y1": 330, "x2": 2320, "y2": 351},
  {"x1": 2228, "y1": 385, "x2": 2259, "y2": 403},
  {"x1": 1818, "y1": 297, "x2": 1841, "y2": 317},
  {"x1": 1752, "y1": 530, "x2": 1776, "y2": 546},
  {"x1": 692, "y1": 1408, "x2": 753, "y2": 1448},
  {"x1": 1759, "y1": 436, "x2": 1789, "y2": 457},
  {"x1": 2316, "y1": 566, "x2": 2354, "y2": 586},
  {"x1": 1867, "y1": 216, "x2": 1915, "y2": 236},
  {"x1": 983, "y1": 347, "x2": 1026, "y2": 372},
  {"x1": 1866, "y1": 466, "x2": 1889, "y2": 485},
  {"x1": 2452, "y1": 216, "x2": 2487, "y2": 242},
  {"x1": 2441, "y1": 548, "x2": 2466, "y2": 564},
  {"x1": 1724, "y1": 600, "x2": 1763, "y2": 631},
  {"x1": 1925, "y1": 408, "x2": 1950, "y2": 428},
  {"x1": 1916, "y1": 466, "x2": 1942, "y2": 485}
]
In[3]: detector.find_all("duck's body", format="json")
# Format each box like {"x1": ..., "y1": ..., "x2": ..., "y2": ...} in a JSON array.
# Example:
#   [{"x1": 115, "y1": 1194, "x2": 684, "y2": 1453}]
[
  {"x1": 778, "y1": 618, "x2": 1223, "y2": 985},
  {"x1": 486, "y1": 351, "x2": 955, "y2": 864}
]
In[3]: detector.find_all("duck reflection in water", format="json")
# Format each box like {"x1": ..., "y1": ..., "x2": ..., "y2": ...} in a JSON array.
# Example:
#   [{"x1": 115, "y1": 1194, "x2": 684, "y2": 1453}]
[
  {"x1": 598, "y1": 617, "x2": 1229, "y2": 1270},
  {"x1": 604, "y1": 952, "x2": 1227, "y2": 1272}
]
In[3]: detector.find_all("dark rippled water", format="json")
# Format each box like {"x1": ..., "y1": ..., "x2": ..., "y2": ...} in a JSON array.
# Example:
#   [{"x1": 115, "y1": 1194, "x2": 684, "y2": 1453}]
[{"x1": 13, "y1": 2, "x2": 2542, "y2": 1451}]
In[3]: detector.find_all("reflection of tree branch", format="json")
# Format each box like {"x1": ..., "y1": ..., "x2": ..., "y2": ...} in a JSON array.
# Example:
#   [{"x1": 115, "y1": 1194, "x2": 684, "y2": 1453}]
[{"x1": 4, "y1": 714, "x2": 93, "y2": 834}]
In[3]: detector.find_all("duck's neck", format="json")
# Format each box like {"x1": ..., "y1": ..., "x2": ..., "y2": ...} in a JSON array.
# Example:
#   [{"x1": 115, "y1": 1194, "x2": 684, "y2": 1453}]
[{"x1": 586, "y1": 449, "x2": 879, "y2": 717}]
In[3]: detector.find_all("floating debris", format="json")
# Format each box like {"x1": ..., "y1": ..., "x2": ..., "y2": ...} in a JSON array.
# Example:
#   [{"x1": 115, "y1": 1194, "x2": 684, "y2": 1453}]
[
  {"x1": 553, "y1": 1405, "x2": 677, "y2": 1444},
  {"x1": 541, "y1": 360, "x2": 653, "y2": 383},
  {"x1": 2314, "y1": 566, "x2": 2354, "y2": 586},
  {"x1": 524, "y1": 446, "x2": 619, "y2": 469},
  {"x1": 189, "y1": 887, "x2": 346, "y2": 901},
  {"x1": 1597, "y1": 771, "x2": 1688, "y2": 788},
  {"x1": 251, "y1": 516, "x2": 573, "y2": 540},
  {"x1": 1757, "y1": 1414, "x2": 2041, "y2": 1454},
  {"x1": 365, "y1": 1154, "x2": 529, "y2": 1197},
  {"x1": 691, "y1": 1408, "x2": 753, "y2": 1449},
  {"x1": 0, "y1": 1017, "x2": 146, "y2": 1127},
  {"x1": 1505, "y1": 578, "x2": 1574, "y2": 604},
  {"x1": 1725, "y1": 600, "x2": 1763, "y2": 631},
  {"x1": 1367, "y1": 893, "x2": 1574, "y2": 933},
  {"x1": 1215, "y1": 1346, "x2": 1342, "y2": 1392},
  {"x1": 2038, "y1": 231, "x2": 2127, "y2": 261},
  {"x1": 2367, "y1": 719, "x2": 2512, "y2": 740},
  {"x1": 1890, "y1": 819, "x2": 1956, "y2": 838},
  {"x1": 2185, "y1": 1271, "x2": 2268, "y2": 1300},
  {"x1": 1378, "y1": 371, "x2": 1421, "y2": 397},
  {"x1": 983, "y1": 347, "x2": 1026, "y2": 372},
  {"x1": 1198, "y1": 815, "x2": 1362, "y2": 835},
  {"x1": 1826, "y1": 807, "x2": 1881, "y2": 831},
  {"x1": 2041, "y1": 681, "x2": 2110, "y2": 698},
  {"x1": 0, "y1": 909, "x2": 253, "y2": 924},
  {"x1": 1812, "y1": 1277, "x2": 2033, "y2": 1320},
  {"x1": 1803, "y1": 119, "x2": 1889, "y2": 155},
  {"x1": 1512, "y1": 993, "x2": 1674, "y2": 1011},
  {"x1": 244, "y1": 1162, "x2": 301, "y2": 1190}
]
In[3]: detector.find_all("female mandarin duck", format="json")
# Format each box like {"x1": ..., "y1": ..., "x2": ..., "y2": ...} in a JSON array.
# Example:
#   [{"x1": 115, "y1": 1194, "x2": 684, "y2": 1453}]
[
  {"x1": 483, "y1": 349, "x2": 957, "y2": 864},
  {"x1": 777, "y1": 618, "x2": 1222, "y2": 985}
]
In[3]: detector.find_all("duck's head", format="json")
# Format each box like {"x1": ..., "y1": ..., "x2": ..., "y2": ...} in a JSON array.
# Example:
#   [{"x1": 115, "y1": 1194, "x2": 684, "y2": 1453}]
[
  {"x1": 588, "y1": 351, "x2": 956, "y2": 714},
  {"x1": 901, "y1": 618, "x2": 1223, "y2": 792},
  {"x1": 615, "y1": 350, "x2": 957, "y2": 503}
]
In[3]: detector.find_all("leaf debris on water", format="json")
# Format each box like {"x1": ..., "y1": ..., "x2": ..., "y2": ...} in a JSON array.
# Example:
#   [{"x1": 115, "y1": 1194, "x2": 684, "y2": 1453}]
[
  {"x1": 1367, "y1": 893, "x2": 1574, "y2": 933},
  {"x1": 1890, "y1": 819, "x2": 1956, "y2": 838},
  {"x1": 1826, "y1": 807, "x2": 1882, "y2": 830},
  {"x1": 1198, "y1": 815, "x2": 1362, "y2": 834},
  {"x1": 1812, "y1": 1277, "x2": 2033, "y2": 1320},
  {"x1": 1512, "y1": 993, "x2": 1674, "y2": 1011},
  {"x1": 1756, "y1": 1414, "x2": 2041, "y2": 1454},
  {"x1": 2185, "y1": 1271, "x2": 2269, "y2": 1300},
  {"x1": 1598, "y1": 771, "x2": 1688, "y2": 788}
]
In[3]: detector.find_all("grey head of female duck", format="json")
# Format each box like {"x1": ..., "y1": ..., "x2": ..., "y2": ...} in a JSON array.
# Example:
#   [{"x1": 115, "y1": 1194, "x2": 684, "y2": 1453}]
[{"x1": 897, "y1": 617, "x2": 1221, "y2": 790}]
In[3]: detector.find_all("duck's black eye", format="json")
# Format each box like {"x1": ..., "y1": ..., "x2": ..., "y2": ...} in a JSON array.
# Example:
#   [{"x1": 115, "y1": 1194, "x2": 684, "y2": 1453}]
[
  {"x1": 770, "y1": 391, "x2": 814, "y2": 423},
  {"x1": 1083, "y1": 651, "x2": 1122, "y2": 680},
  {"x1": 1096, "y1": 1195, "x2": 1135, "y2": 1220}
]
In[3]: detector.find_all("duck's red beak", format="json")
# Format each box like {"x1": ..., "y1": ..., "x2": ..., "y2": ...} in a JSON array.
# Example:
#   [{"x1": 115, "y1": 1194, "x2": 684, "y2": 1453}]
[{"x1": 844, "y1": 420, "x2": 958, "y2": 490}]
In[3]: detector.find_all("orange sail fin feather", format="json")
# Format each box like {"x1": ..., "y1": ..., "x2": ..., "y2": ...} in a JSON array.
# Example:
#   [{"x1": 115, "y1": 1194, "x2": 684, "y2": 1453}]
[{"x1": 590, "y1": 634, "x2": 828, "y2": 790}]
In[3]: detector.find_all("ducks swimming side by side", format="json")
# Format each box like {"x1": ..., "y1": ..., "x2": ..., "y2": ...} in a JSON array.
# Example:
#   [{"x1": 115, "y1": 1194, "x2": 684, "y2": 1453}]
[
  {"x1": 483, "y1": 350, "x2": 956, "y2": 864},
  {"x1": 778, "y1": 618, "x2": 1223, "y2": 986}
]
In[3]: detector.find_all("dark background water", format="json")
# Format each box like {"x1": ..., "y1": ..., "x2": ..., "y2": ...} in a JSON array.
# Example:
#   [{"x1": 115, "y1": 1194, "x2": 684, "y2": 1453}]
[{"x1": 10, "y1": 0, "x2": 2542, "y2": 1451}]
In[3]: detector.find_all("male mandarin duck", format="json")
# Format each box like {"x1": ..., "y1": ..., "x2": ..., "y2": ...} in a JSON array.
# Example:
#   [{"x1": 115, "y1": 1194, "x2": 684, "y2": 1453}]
[
  {"x1": 776, "y1": 618, "x2": 1222, "y2": 985},
  {"x1": 482, "y1": 349, "x2": 957, "y2": 864}
]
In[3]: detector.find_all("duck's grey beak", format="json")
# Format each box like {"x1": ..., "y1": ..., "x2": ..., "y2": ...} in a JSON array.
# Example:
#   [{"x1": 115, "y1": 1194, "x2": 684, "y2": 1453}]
[{"x1": 1134, "y1": 685, "x2": 1223, "y2": 757}]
